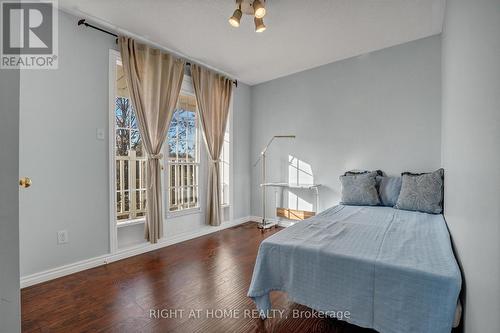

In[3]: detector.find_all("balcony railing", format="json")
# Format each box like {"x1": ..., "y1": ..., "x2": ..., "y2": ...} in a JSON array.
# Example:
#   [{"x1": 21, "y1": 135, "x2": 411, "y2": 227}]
[
  {"x1": 116, "y1": 149, "x2": 206, "y2": 222},
  {"x1": 116, "y1": 150, "x2": 147, "y2": 221},
  {"x1": 168, "y1": 160, "x2": 199, "y2": 212}
]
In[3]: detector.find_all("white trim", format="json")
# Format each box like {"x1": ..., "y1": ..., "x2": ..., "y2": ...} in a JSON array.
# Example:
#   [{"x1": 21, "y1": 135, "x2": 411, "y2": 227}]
[
  {"x1": 166, "y1": 206, "x2": 201, "y2": 219},
  {"x1": 21, "y1": 216, "x2": 258, "y2": 288},
  {"x1": 108, "y1": 49, "x2": 120, "y2": 254},
  {"x1": 117, "y1": 217, "x2": 145, "y2": 228},
  {"x1": 228, "y1": 93, "x2": 234, "y2": 221},
  {"x1": 218, "y1": 92, "x2": 234, "y2": 222}
]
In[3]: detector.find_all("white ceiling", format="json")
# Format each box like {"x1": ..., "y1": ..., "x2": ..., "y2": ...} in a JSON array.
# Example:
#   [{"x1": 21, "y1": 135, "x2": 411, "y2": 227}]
[{"x1": 60, "y1": 0, "x2": 446, "y2": 85}]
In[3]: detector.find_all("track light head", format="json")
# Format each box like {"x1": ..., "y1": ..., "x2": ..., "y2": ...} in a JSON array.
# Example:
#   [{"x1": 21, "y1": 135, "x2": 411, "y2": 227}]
[
  {"x1": 254, "y1": 16, "x2": 266, "y2": 33},
  {"x1": 253, "y1": 0, "x2": 266, "y2": 19},
  {"x1": 228, "y1": 8, "x2": 242, "y2": 27}
]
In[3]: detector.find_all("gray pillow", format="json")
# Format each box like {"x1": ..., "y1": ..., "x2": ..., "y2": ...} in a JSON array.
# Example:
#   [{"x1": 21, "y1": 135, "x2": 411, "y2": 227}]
[
  {"x1": 344, "y1": 170, "x2": 384, "y2": 177},
  {"x1": 394, "y1": 168, "x2": 444, "y2": 214},
  {"x1": 340, "y1": 172, "x2": 381, "y2": 206},
  {"x1": 377, "y1": 176, "x2": 402, "y2": 207}
]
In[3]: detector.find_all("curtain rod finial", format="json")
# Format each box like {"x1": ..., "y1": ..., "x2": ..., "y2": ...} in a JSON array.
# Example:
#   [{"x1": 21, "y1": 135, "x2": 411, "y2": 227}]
[{"x1": 78, "y1": 19, "x2": 86, "y2": 26}]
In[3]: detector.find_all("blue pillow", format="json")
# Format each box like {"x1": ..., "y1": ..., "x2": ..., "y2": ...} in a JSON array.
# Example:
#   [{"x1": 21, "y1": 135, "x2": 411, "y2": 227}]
[{"x1": 376, "y1": 176, "x2": 402, "y2": 207}]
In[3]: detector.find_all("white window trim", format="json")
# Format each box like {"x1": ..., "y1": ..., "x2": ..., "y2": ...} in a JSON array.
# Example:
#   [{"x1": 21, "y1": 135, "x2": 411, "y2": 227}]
[
  {"x1": 225, "y1": 95, "x2": 234, "y2": 221},
  {"x1": 108, "y1": 49, "x2": 120, "y2": 253},
  {"x1": 166, "y1": 206, "x2": 202, "y2": 218},
  {"x1": 116, "y1": 217, "x2": 145, "y2": 228}
]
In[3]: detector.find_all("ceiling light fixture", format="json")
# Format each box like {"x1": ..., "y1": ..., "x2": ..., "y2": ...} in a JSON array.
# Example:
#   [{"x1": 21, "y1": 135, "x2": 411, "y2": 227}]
[{"x1": 228, "y1": 0, "x2": 268, "y2": 32}]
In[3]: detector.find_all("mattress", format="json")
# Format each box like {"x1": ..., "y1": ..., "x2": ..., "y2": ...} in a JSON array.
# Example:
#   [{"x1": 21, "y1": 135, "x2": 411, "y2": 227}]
[{"x1": 247, "y1": 205, "x2": 461, "y2": 333}]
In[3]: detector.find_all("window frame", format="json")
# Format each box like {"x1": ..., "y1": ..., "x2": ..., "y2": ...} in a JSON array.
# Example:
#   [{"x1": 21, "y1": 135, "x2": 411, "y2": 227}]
[
  {"x1": 220, "y1": 110, "x2": 231, "y2": 208},
  {"x1": 109, "y1": 50, "x2": 120, "y2": 253},
  {"x1": 164, "y1": 75, "x2": 202, "y2": 218},
  {"x1": 220, "y1": 97, "x2": 234, "y2": 222}
]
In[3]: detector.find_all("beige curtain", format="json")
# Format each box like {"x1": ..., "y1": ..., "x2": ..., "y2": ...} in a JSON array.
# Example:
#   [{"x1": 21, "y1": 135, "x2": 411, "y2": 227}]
[
  {"x1": 191, "y1": 65, "x2": 233, "y2": 226},
  {"x1": 119, "y1": 37, "x2": 185, "y2": 243}
]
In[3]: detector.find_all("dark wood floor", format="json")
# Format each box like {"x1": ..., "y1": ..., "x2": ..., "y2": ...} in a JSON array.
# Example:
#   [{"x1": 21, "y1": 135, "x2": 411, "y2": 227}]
[{"x1": 22, "y1": 222, "x2": 376, "y2": 333}]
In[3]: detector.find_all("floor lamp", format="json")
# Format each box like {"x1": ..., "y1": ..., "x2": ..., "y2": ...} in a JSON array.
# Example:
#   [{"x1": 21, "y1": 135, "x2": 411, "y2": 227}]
[{"x1": 254, "y1": 135, "x2": 296, "y2": 229}]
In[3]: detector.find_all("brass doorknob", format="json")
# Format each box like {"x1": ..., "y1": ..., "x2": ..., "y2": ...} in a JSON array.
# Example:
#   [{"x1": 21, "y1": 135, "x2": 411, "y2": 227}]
[{"x1": 19, "y1": 177, "x2": 32, "y2": 188}]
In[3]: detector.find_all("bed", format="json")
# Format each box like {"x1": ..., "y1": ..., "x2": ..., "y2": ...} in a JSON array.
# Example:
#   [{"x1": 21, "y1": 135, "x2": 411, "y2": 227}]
[{"x1": 248, "y1": 205, "x2": 461, "y2": 333}]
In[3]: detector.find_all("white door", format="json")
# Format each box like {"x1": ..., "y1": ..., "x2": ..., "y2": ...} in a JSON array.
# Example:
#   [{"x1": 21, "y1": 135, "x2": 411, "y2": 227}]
[{"x1": 0, "y1": 68, "x2": 21, "y2": 332}]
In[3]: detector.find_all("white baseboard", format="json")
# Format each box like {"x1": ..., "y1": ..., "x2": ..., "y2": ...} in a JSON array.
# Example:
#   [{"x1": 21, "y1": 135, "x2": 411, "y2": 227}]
[{"x1": 21, "y1": 216, "x2": 256, "y2": 288}]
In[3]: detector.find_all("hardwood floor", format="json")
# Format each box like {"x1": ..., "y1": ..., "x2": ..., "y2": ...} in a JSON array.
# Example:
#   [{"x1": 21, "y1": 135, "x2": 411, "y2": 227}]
[{"x1": 22, "y1": 222, "x2": 376, "y2": 333}]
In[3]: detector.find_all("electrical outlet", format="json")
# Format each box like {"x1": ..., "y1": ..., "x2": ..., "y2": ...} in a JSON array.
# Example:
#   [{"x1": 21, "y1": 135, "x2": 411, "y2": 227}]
[{"x1": 57, "y1": 230, "x2": 68, "y2": 244}]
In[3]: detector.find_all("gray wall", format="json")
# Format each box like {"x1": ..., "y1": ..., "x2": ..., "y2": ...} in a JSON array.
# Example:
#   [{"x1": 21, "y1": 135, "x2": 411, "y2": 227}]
[
  {"x1": 19, "y1": 11, "x2": 252, "y2": 276},
  {"x1": 441, "y1": 1, "x2": 500, "y2": 332},
  {"x1": 19, "y1": 12, "x2": 115, "y2": 276},
  {"x1": 0, "y1": 68, "x2": 21, "y2": 332},
  {"x1": 250, "y1": 36, "x2": 442, "y2": 217},
  {"x1": 232, "y1": 83, "x2": 252, "y2": 219}
]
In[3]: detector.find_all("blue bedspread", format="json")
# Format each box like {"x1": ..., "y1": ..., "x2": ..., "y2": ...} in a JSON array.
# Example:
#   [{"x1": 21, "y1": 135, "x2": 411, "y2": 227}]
[{"x1": 248, "y1": 205, "x2": 461, "y2": 333}]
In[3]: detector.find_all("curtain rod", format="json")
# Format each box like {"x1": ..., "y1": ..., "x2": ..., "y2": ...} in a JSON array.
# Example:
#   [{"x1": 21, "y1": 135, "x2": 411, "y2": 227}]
[{"x1": 77, "y1": 19, "x2": 238, "y2": 87}]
